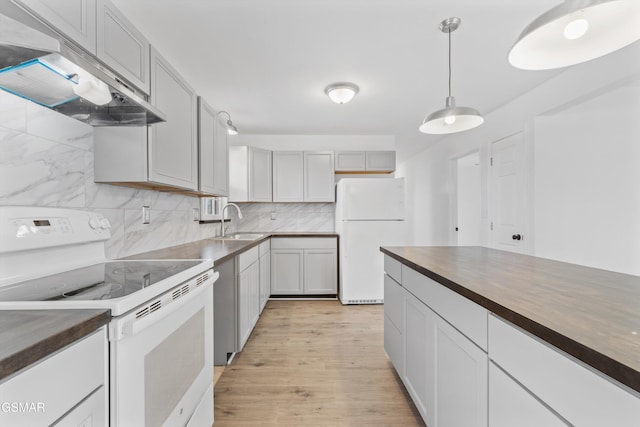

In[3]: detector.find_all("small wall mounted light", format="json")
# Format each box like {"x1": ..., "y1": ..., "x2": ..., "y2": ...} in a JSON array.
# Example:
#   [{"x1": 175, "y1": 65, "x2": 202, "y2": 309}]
[{"x1": 217, "y1": 110, "x2": 238, "y2": 135}]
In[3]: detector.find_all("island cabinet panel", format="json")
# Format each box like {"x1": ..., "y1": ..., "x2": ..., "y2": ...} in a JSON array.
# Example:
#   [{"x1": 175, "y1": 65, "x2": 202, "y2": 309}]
[
  {"x1": 489, "y1": 315, "x2": 640, "y2": 427},
  {"x1": 489, "y1": 363, "x2": 568, "y2": 427}
]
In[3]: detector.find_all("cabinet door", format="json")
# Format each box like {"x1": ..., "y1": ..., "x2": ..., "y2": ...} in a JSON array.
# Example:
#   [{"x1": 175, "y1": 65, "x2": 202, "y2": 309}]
[
  {"x1": 149, "y1": 47, "x2": 198, "y2": 190},
  {"x1": 335, "y1": 151, "x2": 365, "y2": 171},
  {"x1": 238, "y1": 261, "x2": 259, "y2": 351},
  {"x1": 259, "y1": 252, "x2": 270, "y2": 313},
  {"x1": 198, "y1": 98, "x2": 228, "y2": 196},
  {"x1": 273, "y1": 151, "x2": 303, "y2": 202},
  {"x1": 365, "y1": 151, "x2": 396, "y2": 172},
  {"x1": 489, "y1": 363, "x2": 568, "y2": 427},
  {"x1": 304, "y1": 152, "x2": 335, "y2": 202},
  {"x1": 303, "y1": 249, "x2": 336, "y2": 294},
  {"x1": 96, "y1": 0, "x2": 150, "y2": 94},
  {"x1": 249, "y1": 148, "x2": 272, "y2": 202},
  {"x1": 384, "y1": 274, "x2": 404, "y2": 376},
  {"x1": 435, "y1": 314, "x2": 488, "y2": 427},
  {"x1": 403, "y1": 290, "x2": 436, "y2": 427},
  {"x1": 270, "y1": 249, "x2": 303, "y2": 294},
  {"x1": 15, "y1": 0, "x2": 97, "y2": 54}
]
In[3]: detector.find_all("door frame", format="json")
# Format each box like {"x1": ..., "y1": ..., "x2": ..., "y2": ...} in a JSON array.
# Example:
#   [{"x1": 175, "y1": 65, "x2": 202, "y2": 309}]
[
  {"x1": 488, "y1": 130, "x2": 534, "y2": 254},
  {"x1": 450, "y1": 150, "x2": 482, "y2": 246}
]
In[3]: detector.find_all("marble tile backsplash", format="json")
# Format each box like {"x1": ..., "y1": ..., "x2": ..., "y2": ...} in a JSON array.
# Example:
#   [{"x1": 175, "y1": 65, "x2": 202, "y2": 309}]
[
  {"x1": 0, "y1": 91, "x2": 336, "y2": 258},
  {"x1": 0, "y1": 90, "x2": 218, "y2": 259},
  {"x1": 227, "y1": 202, "x2": 335, "y2": 233}
]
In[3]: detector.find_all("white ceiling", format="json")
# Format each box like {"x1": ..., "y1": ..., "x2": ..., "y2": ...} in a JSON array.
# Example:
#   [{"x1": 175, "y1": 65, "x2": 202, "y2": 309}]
[{"x1": 111, "y1": 0, "x2": 562, "y2": 156}]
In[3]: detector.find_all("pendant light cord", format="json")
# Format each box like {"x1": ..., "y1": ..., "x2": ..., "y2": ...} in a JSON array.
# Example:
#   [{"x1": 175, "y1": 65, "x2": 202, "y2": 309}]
[{"x1": 448, "y1": 27, "x2": 452, "y2": 98}]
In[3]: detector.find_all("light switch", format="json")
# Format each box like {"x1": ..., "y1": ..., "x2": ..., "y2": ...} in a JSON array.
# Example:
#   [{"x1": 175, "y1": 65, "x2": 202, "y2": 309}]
[{"x1": 142, "y1": 206, "x2": 150, "y2": 224}]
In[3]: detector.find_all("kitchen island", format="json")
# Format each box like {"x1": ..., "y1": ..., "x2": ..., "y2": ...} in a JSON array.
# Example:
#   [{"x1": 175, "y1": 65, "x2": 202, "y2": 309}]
[{"x1": 381, "y1": 246, "x2": 640, "y2": 426}]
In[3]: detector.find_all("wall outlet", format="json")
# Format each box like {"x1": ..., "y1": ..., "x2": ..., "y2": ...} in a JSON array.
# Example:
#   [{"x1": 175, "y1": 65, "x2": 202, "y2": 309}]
[
  {"x1": 142, "y1": 206, "x2": 150, "y2": 224},
  {"x1": 270, "y1": 212, "x2": 277, "y2": 220},
  {"x1": 193, "y1": 208, "x2": 200, "y2": 221}
]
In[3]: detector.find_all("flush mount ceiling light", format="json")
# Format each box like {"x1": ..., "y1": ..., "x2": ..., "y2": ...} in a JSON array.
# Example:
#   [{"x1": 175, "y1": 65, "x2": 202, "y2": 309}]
[
  {"x1": 217, "y1": 110, "x2": 238, "y2": 135},
  {"x1": 325, "y1": 83, "x2": 359, "y2": 104},
  {"x1": 419, "y1": 17, "x2": 484, "y2": 135},
  {"x1": 508, "y1": 0, "x2": 640, "y2": 70}
]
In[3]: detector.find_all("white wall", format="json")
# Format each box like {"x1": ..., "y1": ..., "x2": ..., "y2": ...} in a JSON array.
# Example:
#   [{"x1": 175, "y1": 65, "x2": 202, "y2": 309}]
[
  {"x1": 396, "y1": 42, "x2": 640, "y2": 275},
  {"x1": 534, "y1": 84, "x2": 640, "y2": 274},
  {"x1": 230, "y1": 134, "x2": 395, "y2": 151}
]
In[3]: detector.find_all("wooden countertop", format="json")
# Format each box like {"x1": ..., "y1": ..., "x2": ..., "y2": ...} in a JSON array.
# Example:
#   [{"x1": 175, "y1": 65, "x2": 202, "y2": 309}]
[
  {"x1": 0, "y1": 309, "x2": 110, "y2": 381},
  {"x1": 380, "y1": 246, "x2": 640, "y2": 393},
  {"x1": 125, "y1": 232, "x2": 338, "y2": 265}
]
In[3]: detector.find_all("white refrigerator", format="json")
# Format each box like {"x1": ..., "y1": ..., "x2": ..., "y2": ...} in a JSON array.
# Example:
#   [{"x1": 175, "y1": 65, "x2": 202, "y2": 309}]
[{"x1": 335, "y1": 178, "x2": 406, "y2": 304}]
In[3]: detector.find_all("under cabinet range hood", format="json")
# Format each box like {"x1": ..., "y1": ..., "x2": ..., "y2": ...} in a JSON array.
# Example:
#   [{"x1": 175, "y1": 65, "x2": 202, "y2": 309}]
[{"x1": 0, "y1": 6, "x2": 166, "y2": 126}]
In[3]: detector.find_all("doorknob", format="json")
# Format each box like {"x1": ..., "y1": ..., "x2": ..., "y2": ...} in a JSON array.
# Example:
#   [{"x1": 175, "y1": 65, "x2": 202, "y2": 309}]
[{"x1": 512, "y1": 234, "x2": 522, "y2": 241}]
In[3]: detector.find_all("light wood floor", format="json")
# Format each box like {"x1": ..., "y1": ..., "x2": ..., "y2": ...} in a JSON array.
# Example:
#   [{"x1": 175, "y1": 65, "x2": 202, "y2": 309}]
[{"x1": 213, "y1": 300, "x2": 425, "y2": 426}]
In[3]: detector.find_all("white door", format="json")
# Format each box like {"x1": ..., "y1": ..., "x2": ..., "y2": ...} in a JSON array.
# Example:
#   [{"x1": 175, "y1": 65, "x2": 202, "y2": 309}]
[
  {"x1": 490, "y1": 133, "x2": 528, "y2": 253},
  {"x1": 455, "y1": 151, "x2": 482, "y2": 246}
]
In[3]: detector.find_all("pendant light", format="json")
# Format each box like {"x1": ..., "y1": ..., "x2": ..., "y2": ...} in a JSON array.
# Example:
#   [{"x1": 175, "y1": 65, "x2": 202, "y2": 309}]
[
  {"x1": 419, "y1": 18, "x2": 484, "y2": 135},
  {"x1": 509, "y1": 0, "x2": 640, "y2": 70}
]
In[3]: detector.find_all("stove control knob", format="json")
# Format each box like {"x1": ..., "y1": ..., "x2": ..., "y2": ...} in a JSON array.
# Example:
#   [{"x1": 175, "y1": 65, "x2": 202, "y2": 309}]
[
  {"x1": 89, "y1": 217, "x2": 102, "y2": 229},
  {"x1": 100, "y1": 218, "x2": 111, "y2": 229}
]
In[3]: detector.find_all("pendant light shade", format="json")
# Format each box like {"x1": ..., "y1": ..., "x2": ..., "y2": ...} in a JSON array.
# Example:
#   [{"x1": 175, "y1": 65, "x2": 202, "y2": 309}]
[
  {"x1": 419, "y1": 17, "x2": 484, "y2": 135},
  {"x1": 509, "y1": 0, "x2": 640, "y2": 70}
]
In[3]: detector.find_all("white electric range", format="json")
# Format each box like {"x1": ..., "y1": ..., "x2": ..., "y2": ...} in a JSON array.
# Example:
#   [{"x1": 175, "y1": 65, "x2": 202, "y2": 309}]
[{"x1": 0, "y1": 206, "x2": 217, "y2": 427}]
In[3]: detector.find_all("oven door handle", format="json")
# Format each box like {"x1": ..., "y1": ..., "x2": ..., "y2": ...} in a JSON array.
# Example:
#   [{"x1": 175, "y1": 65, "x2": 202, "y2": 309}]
[{"x1": 110, "y1": 272, "x2": 217, "y2": 341}]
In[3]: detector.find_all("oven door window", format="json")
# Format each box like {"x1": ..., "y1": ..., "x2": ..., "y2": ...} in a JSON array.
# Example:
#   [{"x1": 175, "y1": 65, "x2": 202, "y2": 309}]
[{"x1": 110, "y1": 284, "x2": 213, "y2": 427}]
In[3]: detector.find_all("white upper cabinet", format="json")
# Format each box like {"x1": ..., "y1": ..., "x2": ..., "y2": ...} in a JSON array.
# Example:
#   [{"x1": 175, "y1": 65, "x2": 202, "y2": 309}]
[
  {"x1": 335, "y1": 151, "x2": 396, "y2": 172},
  {"x1": 365, "y1": 151, "x2": 396, "y2": 171},
  {"x1": 273, "y1": 151, "x2": 335, "y2": 202},
  {"x1": 273, "y1": 151, "x2": 304, "y2": 202},
  {"x1": 14, "y1": 0, "x2": 97, "y2": 54},
  {"x1": 229, "y1": 146, "x2": 272, "y2": 202},
  {"x1": 335, "y1": 151, "x2": 366, "y2": 172},
  {"x1": 96, "y1": 0, "x2": 150, "y2": 94},
  {"x1": 198, "y1": 98, "x2": 228, "y2": 196},
  {"x1": 304, "y1": 151, "x2": 335, "y2": 202},
  {"x1": 149, "y1": 46, "x2": 198, "y2": 190}
]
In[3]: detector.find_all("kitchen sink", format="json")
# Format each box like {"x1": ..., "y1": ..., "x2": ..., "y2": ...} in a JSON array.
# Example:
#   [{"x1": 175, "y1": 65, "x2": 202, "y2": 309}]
[{"x1": 216, "y1": 233, "x2": 265, "y2": 241}]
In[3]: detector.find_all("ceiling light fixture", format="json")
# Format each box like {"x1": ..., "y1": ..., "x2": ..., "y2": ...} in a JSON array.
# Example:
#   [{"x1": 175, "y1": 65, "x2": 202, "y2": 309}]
[
  {"x1": 325, "y1": 83, "x2": 359, "y2": 104},
  {"x1": 419, "y1": 17, "x2": 484, "y2": 135},
  {"x1": 217, "y1": 110, "x2": 238, "y2": 135},
  {"x1": 508, "y1": 0, "x2": 640, "y2": 70}
]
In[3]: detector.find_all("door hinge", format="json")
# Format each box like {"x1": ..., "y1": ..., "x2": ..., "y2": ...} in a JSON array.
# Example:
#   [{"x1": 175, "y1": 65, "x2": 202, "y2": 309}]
[
  {"x1": 490, "y1": 222, "x2": 493, "y2": 231},
  {"x1": 490, "y1": 157, "x2": 493, "y2": 166}
]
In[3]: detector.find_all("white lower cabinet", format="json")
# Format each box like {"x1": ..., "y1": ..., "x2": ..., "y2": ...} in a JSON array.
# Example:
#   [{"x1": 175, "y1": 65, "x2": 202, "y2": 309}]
[
  {"x1": 270, "y1": 238, "x2": 337, "y2": 295},
  {"x1": 489, "y1": 363, "x2": 568, "y2": 427},
  {"x1": 259, "y1": 240, "x2": 271, "y2": 313},
  {"x1": 383, "y1": 274, "x2": 404, "y2": 375},
  {"x1": 0, "y1": 328, "x2": 107, "y2": 427},
  {"x1": 237, "y1": 247, "x2": 260, "y2": 351},
  {"x1": 489, "y1": 315, "x2": 640, "y2": 427}
]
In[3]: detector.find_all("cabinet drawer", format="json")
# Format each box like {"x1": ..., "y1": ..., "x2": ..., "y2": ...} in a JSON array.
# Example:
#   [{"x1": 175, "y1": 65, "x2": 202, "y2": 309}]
[
  {"x1": 0, "y1": 328, "x2": 106, "y2": 427},
  {"x1": 489, "y1": 315, "x2": 640, "y2": 426},
  {"x1": 270, "y1": 237, "x2": 337, "y2": 250},
  {"x1": 402, "y1": 265, "x2": 487, "y2": 350},
  {"x1": 259, "y1": 239, "x2": 271, "y2": 257},
  {"x1": 384, "y1": 255, "x2": 402, "y2": 284},
  {"x1": 238, "y1": 246, "x2": 259, "y2": 271}
]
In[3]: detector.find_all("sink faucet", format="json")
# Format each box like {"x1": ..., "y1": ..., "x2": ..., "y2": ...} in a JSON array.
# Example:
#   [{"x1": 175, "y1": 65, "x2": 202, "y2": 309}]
[{"x1": 220, "y1": 203, "x2": 243, "y2": 237}]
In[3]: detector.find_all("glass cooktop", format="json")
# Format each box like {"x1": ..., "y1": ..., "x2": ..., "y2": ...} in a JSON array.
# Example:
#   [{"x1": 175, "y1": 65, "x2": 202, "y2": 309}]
[{"x1": 0, "y1": 260, "x2": 202, "y2": 302}]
